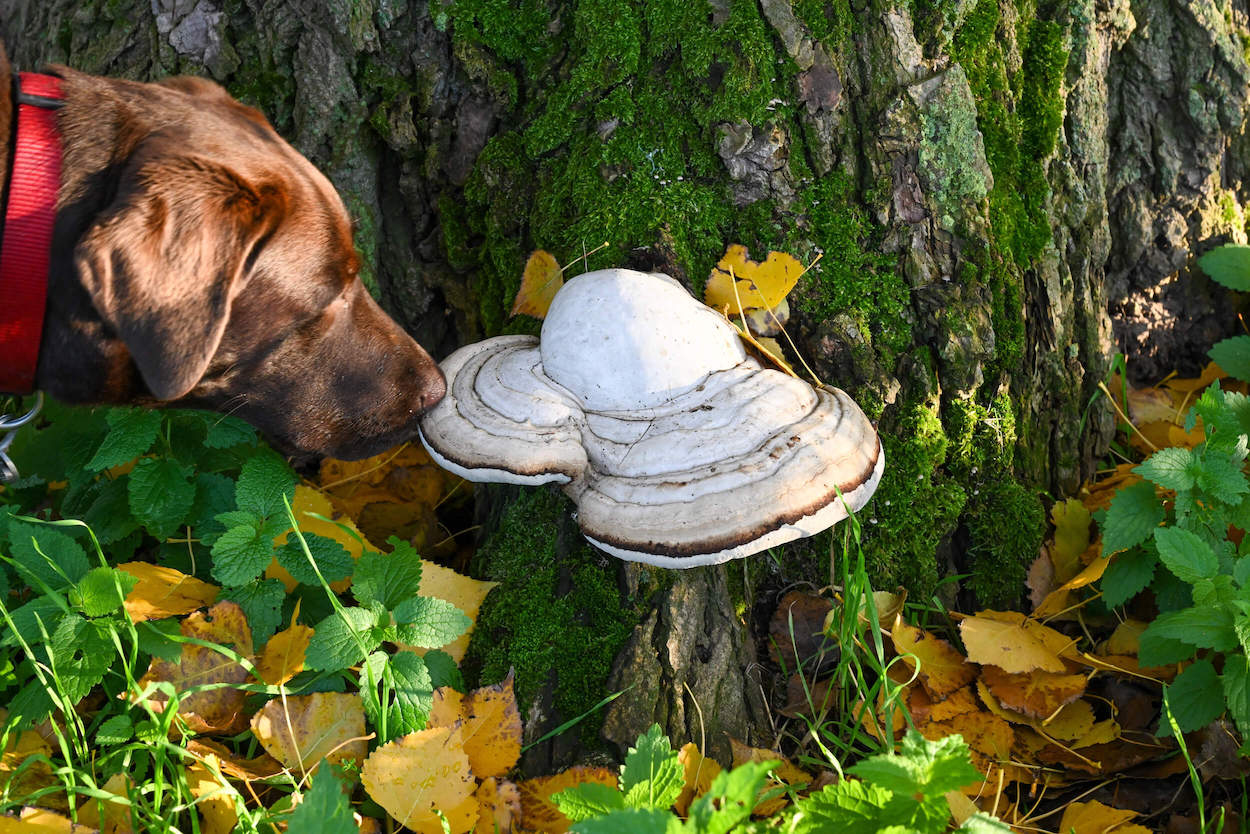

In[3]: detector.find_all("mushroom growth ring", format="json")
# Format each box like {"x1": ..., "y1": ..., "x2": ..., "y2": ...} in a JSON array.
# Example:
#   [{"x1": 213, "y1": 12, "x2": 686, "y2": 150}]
[{"x1": 418, "y1": 268, "x2": 884, "y2": 568}]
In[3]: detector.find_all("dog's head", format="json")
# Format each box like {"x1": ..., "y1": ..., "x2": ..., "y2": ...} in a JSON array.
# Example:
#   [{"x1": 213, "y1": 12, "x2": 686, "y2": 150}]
[{"x1": 50, "y1": 72, "x2": 445, "y2": 461}]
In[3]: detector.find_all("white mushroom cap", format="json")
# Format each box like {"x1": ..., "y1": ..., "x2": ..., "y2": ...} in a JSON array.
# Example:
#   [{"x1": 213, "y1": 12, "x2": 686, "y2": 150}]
[{"x1": 418, "y1": 268, "x2": 884, "y2": 567}]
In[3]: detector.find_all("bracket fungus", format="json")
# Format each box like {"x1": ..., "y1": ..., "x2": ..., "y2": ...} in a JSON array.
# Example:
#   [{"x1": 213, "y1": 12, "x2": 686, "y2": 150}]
[{"x1": 418, "y1": 269, "x2": 884, "y2": 568}]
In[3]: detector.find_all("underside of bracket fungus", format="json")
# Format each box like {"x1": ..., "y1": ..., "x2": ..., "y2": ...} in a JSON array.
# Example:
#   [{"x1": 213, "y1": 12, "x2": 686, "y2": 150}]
[{"x1": 418, "y1": 268, "x2": 884, "y2": 567}]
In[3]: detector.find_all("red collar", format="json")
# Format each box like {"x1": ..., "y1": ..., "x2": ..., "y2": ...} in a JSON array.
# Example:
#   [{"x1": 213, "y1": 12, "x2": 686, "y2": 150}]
[{"x1": 0, "y1": 72, "x2": 63, "y2": 394}]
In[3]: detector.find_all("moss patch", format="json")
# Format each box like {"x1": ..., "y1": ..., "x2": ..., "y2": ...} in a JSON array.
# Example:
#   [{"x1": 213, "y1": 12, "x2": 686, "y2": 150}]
[{"x1": 463, "y1": 487, "x2": 638, "y2": 745}]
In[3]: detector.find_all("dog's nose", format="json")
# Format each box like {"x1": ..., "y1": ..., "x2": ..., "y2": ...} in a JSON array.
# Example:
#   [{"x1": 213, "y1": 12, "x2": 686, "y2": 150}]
[{"x1": 418, "y1": 365, "x2": 447, "y2": 413}]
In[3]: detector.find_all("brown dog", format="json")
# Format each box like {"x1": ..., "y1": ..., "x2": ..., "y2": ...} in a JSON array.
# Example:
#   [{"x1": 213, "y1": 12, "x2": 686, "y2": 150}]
[{"x1": 0, "y1": 46, "x2": 445, "y2": 462}]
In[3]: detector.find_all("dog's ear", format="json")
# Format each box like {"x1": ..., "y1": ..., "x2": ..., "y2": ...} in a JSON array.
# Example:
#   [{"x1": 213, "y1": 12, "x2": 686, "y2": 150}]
[{"x1": 74, "y1": 138, "x2": 287, "y2": 400}]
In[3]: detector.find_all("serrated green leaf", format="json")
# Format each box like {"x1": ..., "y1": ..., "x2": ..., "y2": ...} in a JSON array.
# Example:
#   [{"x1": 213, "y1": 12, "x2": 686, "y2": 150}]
[
  {"x1": 82, "y1": 477, "x2": 140, "y2": 545},
  {"x1": 94, "y1": 714, "x2": 134, "y2": 745},
  {"x1": 1235, "y1": 555, "x2": 1250, "y2": 588},
  {"x1": 361, "y1": 650, "x2": 434, "y2": 743},
  {"x1": 1101, "y1": 548, "x2": 1157, "y2": 608},
  {"x1": 71, "y1": 567, "x2": 139, "y2": 617},
  {"x1": 188, "y1": 474, "x2": 239, "y2": 543},
  {"x1": 128, "y1": 457, "x2": 195, "y2": 540},
  {"x1": 1101, "y1": 481, "x2": 1164, "y2": 556},
  {"x1": 1164, "y1": 660, "x2": 1224, "y2": 734},
  {"x1": 620, "y1": 724, "x2": 683, "y2": 810},
  {"x1": 306, "y1": 607, "x2": 379, "y2": 671},
  {"x1": 849, "y1": 731, "x2": 982, "y2": 799},
  {"x1": 136, "y1": 620, "x2": 183, "y2": 662},
  {"x1": 1137, "y1": 628, "x2": 1195, "y2": 668},
  {"x1": 555, "y1": 782, "x2": 626, "y2": 823},
  {"x1": 352, "y1": 546, "x2": 423, "y2": 610},
  {"x1": 49, "y1": 614, "x2": 114, "y2": 704},
  {"x1": 200, "y1": 413, "x2": 257, "y2": 449},
  {"x1": 277, "y1": 533, "x2": 354, "y2": 587},
  {"x1": 1198, "y1": 244, "x2": 1250, "y2": 290},
  {"x1": 6, "y1": 521, "x2": 90, "y2": 592},
  {"x1": 235, "y1": 450, "x2": 296, "y2": 519},
  {"x1": 1195, "y1": 451, "x2": 1250, "y2": 504},
  {"x1": 287, "y1": 768, "x2": 354, "y2": 833},
  {"x1": 688, "y1": 761, "x2": 775, "y2": 834},
  {"x1": 1140, "y1": 606, "x2": 1238, "y2": 660},
  {"x1": 1210, "y1": 335, "x2": 1250, "y2": 383},
  {"x1": 210, "y1": 525, "x2": 274, "y2": 586},
  {"x1": 0, "y1": 596, "x2": 65, "y2": 648},
  {"x1": 789, "y1": 778, "x2": 894, "y2": 834},
  {"x1": 959, "y1": 813, "x2": 1015, "y2": 833},
  {"x1": 423, "y1": 649, "x2": 464, "y2": 691},
  {"x1": 1222, "y1": 654, "x2": 1250, "y2": 737},
  {"x1": 220, "y1": 579, "x2": 286, "y2": 647},
  {"x1": 569, "y1": 807, "x2": 677, "y2": 834},
  {"x1": 1154, "y1": 527, "x2": 1218, "y2": 583},
  {"x1": 87, "y1": 409, "x2": 162, "y2": 471},
  {"x1": 392, "y1": 596, "x2": 471, "y2": 648},
  {"x1": 1134, "y1": 447, "x2": 1197, "y2": 492}
]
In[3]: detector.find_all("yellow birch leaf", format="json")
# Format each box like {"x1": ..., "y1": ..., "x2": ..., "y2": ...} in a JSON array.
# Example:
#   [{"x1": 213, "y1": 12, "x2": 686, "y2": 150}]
[
  {"x1": 928, "y1": 686, "x2": 980, "y2": 722},
  {"x1": 0, "y1": 808, "x2": 94, "y2": 832},
  {"x1": 118, "y1": 562, "x2": 218, "y2": 623},
  {"x1": 186, "y1": 756, "x2": 238, "y2": 834},
  {"x1": 0, "y1": 719, "x2": 54, "y2": 802},
  {"x1": 1106, "y1": 619, "x2": 1146, "y2": 656},
  {"x1": 1038, "y1": 699, "x2": 1096, "y2": 742},
  {"x1": 256, "y1": 609, "x2": 312, "y2": 686},
  {"x1": 186, "y1": 739, "x2": 282, "y2": 782},
  {"x1": 75, "y1": 772, "x2": 131, "y2": 834},
  {"x1": 250, "y1": 693, "x2": 367, "y2": 774},
  {"x1": 517, "y1": 766, "x2": 619, "y2": 833},
  {"x1": 402, "y1": 560, "x2": 498, "y2": 663},
  {"x1": 134, "y1": 601, "x2": 253, "y2": 735},
  {"x1": 706, "y1": 244, "x2": 803, "y2": 314},
  {"x1": 891, "y1": 615, "x2": 976, "y2": 697},
  {"x1": 1126, "y1": 386, "x2": 1175, "y2": 425},
  {"x1": 946, "y1": 791, "x2": 979, "y2": 826},
  {"x1": 362, "y1": 726, "x2": 476, "y2": 833},
  {"x1": 474, "y1": 777, "x2": 521, "y2": 834},
  {"x1": 1164, "y1": 361, "x2": 1226, "y2": 393},
  {"x1": 675, "y1": 742, "x2": 722, "y2": 816},
  {"x1": 427, "y1": 672, "x2": 522, "y2": 778},
  {"x1": 958, "y1": 611, "x2": 1074, "y2": 673},
  {"x1": 980, "y1": 665, "x2": 1087, "y2": 719},
  {"x1": 1032, "y1": 556, "x2": 1109, "y2": 618},
  {"x1": 1072, "y1": 718, "x2": 1121, "y2": 750},
  {"x1": 1058, "y1": 800, "x2": 1140, "y2": 834},
  {"x1": 1049, "y1": 499, "x2": 1091, "y2": 584},
  {"x1": 511, "y1": 250, "x2": 564, "y2": 319}
]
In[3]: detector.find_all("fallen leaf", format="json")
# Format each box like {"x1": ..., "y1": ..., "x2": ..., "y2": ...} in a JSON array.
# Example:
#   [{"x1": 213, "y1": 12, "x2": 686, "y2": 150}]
[
  {"x1": 959, "y1": 611, "x2": 1075, "y2": 673},
  {"x1": 891, "y1": 615, "x2": 976, "y2": 697},
  {"x1": 675, "y1": 742, "x2": 722, "y2": 816},
  {"x1": 362, "y1": 726, "x2": 476, "y2": 834},
  {"x1": 135, "y1": 601, "x2": 253, "y2": 734},
  {"x1": 1105, "y1": 619, "x2": 1147, "y2": 656},
  {"x1": 1072, "y1": 718, "x2": 1121, "y2": 750},
  {"x1": 186, "y1": 739, "x2": 282, "y2": 782},
  {"x1": 729, "y1": 737, "x2": 809, "y2": 816},
  {"x1": 1126, "y1": 386, "x2": 1176, "y2": 426},
  {"x1": 250, "y1": 693, "x2": 368, "y2": 775},
  {"x1": 118, "y1": 562, "x2": 218, "y2": 623},
  {"x1": 511, "y1": 250, "x2": 564, "y2": 319},
  {"x1": 0, "y1": 723, "x2": 55, "y2": 812},
  {"x1": 1033, "y1": 556, "x2": 1109, "y2": 618},
  {"x1": 402, "y1": 560, "x2": 498, "y2": 663},
  {"x1": 474, "y1": 777, "x2": 521, "y2": 834},
  {"x1": 186, "y1": 755, "x2": 238, "y2": 834},
  {"x1": 1081, "y1": 464, "x2": 1142, "y2": 512},
  {"x1": 1050, "y1": 499, "x2": 1092, "y2": 584},
  {"x1": 74, "y1": 772, "x2": 132, "y2": 834},
  {"x1": 706, "y1": 244, "x2": 803, "y2": 315},
  {"x1": 980, "y1": 665, "x2": 1087, "y2": 721},
  {"x1": 0, "y1": 808, "x2": 96, "y2": 832},
  {"x1": 255, "y1": 612, "x2": 312, "y2": 686},
  {"x1": 1037, "y1": 699, "x2": 1096, "y2": 742},
  {"x1": 517, "y1": 766, "x2": 618, "y2": 833},
  {"x1": 428, "y1": 671, "x2": 522, "y2": 779},
  {"x1": 769, "y1": 590, "x2": 834, "y2": 671},
  {"x1": 1058, "y1": 800, "x2": 1141, "y2": 834},
  {"x1": 929, "y1": 686, "x2": 981, "y2": 722}
]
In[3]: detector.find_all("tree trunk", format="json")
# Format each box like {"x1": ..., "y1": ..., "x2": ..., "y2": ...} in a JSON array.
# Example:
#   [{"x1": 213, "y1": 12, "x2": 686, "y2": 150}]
[{"x1": 6, "y1": 0, "x2": 1248, "y2": 766}]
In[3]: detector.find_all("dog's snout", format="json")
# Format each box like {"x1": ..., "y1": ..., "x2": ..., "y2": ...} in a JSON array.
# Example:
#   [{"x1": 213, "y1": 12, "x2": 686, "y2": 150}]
[{"x1": 418, "y1": 366, "x2": 447, "y2": 413}]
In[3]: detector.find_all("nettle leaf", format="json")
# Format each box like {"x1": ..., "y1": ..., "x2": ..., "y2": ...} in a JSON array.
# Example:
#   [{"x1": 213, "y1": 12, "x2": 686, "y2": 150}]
[
  {"x1": 128, "y1": 457, "x2": 196, "y2": 540},
  {"x1": 220, "y1": 579, "x2": 286, "y2": 647},
  {"x1": 423, "y1": 649, "x2": 464, "y2": 692},
  {"x1": 1, "y1": 596, "x2": 65, "y2": 648},
  {"x1": 136, "y1": 620, "x2": 183, "y2": 662},
  {"x1": 1222, "y1": 654, "x2": 1250, "y2": 737},
  {"x1": 959, "y1": 814, "x2": 1015, "y2": 834},
  {"x1": 569, "y1": 808, "x2": 675, "y2": 834},
  {"x1": 1101, "y1": 481, "x2": 1164, "y2": 556},
  {"x1": 8, "y1": 521, "x2": 90, "y2": 592},
  {"x1": 71, "y1": 567, "x2": 139, "y2": 617},
  {"x1": 1154, "y1": 527, "x2": 1218, "y2": 583},
  {"x1": 361, "y1": 650, "x2": 434, "y2": 743},
  {"x1": 352, "y1": 543, "x2": 423, "y2": 610},
  {"x1": 210, "y1": 525, "x2": 274, "y2": 586},
  {"x1": 1235, "y1": 555, "x2": 1250, "y2": 588},
  {"x1": 1141, "y1": 606, "x2": 1238, "y2": 658},
  {"x1": 1164, "y1": 659, "x2": 1224, "y2": 735},
  {"x1": 1138, "y1": 629, "x2": 1196, "y2": 668},
  {"x1": 1152, "y1": 569, "x2": 1196, "y2": 612},
  {"x1": 620, "y1": 724, "x2": 684, "y2": 811},
  {"x1": 188, "y1": 474, "x2": 241, "y2": 542},
  {"x1": 277, "y1": 533, "x2": 354, "y2": 587},
  {"x1": 306, "y1": 607, "x2": 379, "y2": 671},
  {"x1": 1198, "y1": 244, "x2": 1250, "y2": 290},
  {"x1": 688, "y1": 761, "x2": 776, "y2": 834},
  {"x1": 200, "y1": 413, "x2": 258, "y2": 449},
  {"x1": 87, "y1": 409, "x2": 162, "y2": 472},
  {"x1": 1210, "y1": 335, "x2": 1250, "y2": 383},
  {"x1": 791, "y1": 779, "x2": 895, "y2": 834},
  {"x1": 556, "y1": 782, "x2": 626, "y2": 823},
  {"x1": 392, "y1": 596, "x2": 471, "y2": 648},
  {"x1": 1134, "y1": 446, "x2": 1197, "y2": 492},
  {"x1": 95, "y1": 714, "x2": 134, "y2": 745},
  {"x1": 1195, "y1": 451, "x2": 1250, "y2": 505},
  {"x1": 235, "y1": 450, "x2": 296, "y2": 519},
  {"x1": 849, "y1": 731, "x2": 982, "y2": 800},
  {"x1": 82, "y1": 477, "x2": 141, "y2": 545},
  {"x1": 287, "y1": 768, "x2": 354, "y2": 834},
  {"x1": 49, "y1": 614, "x2": 115, "y2": 705},
  {"x1": 1101, "y1": 548, "x2": 1157, "y2": 608}
]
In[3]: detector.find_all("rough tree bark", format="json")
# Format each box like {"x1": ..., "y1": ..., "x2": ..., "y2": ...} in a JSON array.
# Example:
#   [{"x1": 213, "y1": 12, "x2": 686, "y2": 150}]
[{"x1": 4, "y1": 0, "x2": 1248, "y2": 767}]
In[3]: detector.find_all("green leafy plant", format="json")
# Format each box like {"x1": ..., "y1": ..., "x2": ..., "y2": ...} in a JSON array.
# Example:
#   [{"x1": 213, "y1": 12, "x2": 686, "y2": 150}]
[
  {"x1": 1097, "y1": 381, "x2": 1250, "y2": 735},
  {"x1": 553, "y1": 725, "x2": 1006, "y2": 833},
  {"x1": 1198, "y1": 244, "x2": 1250, "y2": 381}
]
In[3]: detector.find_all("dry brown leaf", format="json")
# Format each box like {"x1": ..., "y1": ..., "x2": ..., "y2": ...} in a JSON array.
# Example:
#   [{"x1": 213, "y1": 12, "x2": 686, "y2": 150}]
[
  {"x1": 1027, "y1": 550, "x2": 1055, "y2": 609},
  {"x1": 1058, "y1": 800, "x2": 1141, "y2": 834},
  {"x1": 959, "y1": 611, "x2": 1075, "y2": 673},
  {"x1": 186, "y1": 756, "x2": 238, "y2": 834},
  {"x1": 403, "y1": 561, "x2": 498, "y2": 664},
  {"x1": 980, "y1": 664, "x2": 1087, "y2": 719},
  {"x1": 1126, "y1": 386, "x2": 1176, "y2": 425},
  {"x1": 517, "y1": 766, "x2": 618, "y2": 833},
  {"x1": 929, "y1": 686, "x2": 981, "y2": 722},
  {"x1": 474, "y1": 777, "x2": 521, "y2": 834},
  {"x1": 706, "y1": 244, "x2": 803, "y2": 314},
  {"x1": 1033, "y1": 555, "x2": 1109, "y2": 618},
  {"x1": 769, "y1": 590, "x2": 833, "y2": 669},
  {"x1": 362, "y1": 726, "x2": 476, "y2": 834},
  {"x1": 250, "y1": 693, "x2": 368, "y2": 775},
  {"x1": 511, "y1": 250, "x2": 564, "y2": 319},
  {"x1": 134, "y1": 600, "x2": 253, "y2": 735},
  {"x1": 118, "y1": 562, "x2": 218, "y2": 623},
  {"x1": 255, "y1": 614, "x2": 312, "y2": 686},
  {"x1": 1072, "y1": 718, "x2": 1121, "y2": 750},
  {"x1": 675, "y1": 742, "x2": 722, "y2": 816},
  {"x1": 891, "y1": 615, "x2": 976, "y2": 697},
  {"x1": 1081, "y1": 464, "x2": 1142, "y2": 512},
  {"x1": 427, "y1": 671, "x2": 522, "y2": 779},
  {"x1": 729, "y1": 737, "x2": 810, "y2": 816},
  {"x1": 1037, "y1": 699, "x2": 1096, "y2": 742},
  {"x1": 186, "y1": 739, "x2": 282, "y2": 782}
]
